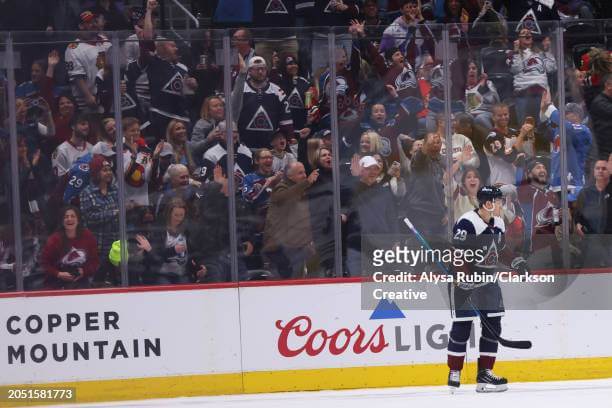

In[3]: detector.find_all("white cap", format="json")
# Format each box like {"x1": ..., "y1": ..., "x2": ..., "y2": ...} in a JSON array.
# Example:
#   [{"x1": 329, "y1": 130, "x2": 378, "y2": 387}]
[
  {"x1": 159, "y1": 142, "x2": 174, "y2": 157},
  {"x1": 359, "y1": 155, "x2": 381, "y2": 168},
  {"x1": 91, "y1": 142, "x2": 116, "y2": 157},
  {"x1": 247, "y1": 56, "x2": 267, "y2": 69}
]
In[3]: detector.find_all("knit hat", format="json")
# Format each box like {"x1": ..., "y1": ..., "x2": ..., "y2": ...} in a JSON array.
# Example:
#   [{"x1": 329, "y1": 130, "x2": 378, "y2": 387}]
[{"x1": 526, "y1": 156, "x2": 549, "y2": 174}]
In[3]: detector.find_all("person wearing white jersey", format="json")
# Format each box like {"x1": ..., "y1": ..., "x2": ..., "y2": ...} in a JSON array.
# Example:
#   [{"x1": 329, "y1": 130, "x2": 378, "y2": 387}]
[
  {"x1": 64, "y1": 10, "x2": 111, "y2": 112},
  {"x1": 52, "y1": 113, "x2": 94, "y2": 179},
  {"x1": 509, "y1": 28, "x2": 556, "y2": 125}
]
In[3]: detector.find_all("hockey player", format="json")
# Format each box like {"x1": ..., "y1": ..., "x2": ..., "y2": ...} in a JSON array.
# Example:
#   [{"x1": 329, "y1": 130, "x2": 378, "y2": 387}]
[{"x1": 447, "y1": 185, "x2": 529, "y2": 393}]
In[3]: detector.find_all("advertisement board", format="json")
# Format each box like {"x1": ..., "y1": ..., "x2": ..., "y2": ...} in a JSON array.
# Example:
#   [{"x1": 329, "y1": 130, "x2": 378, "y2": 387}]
[
  {"x1": 0, "y1": 288, "x2": 242, "y2": 385},
  {"x1": 1, "y1": 280, "x2": 611, "y2": 403}
]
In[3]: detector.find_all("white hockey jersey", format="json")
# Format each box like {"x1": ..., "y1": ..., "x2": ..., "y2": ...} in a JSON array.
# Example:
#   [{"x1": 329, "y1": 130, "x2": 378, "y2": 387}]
[
  {"x1": 52, "y1": 141, "x2": 94, "y2": 178},
  {"x1": 509, "y1": 48, "x2": 556, "y2": 92},
  {"x1": 65, "y1": 35, "x2": 112, "y2": 109}
]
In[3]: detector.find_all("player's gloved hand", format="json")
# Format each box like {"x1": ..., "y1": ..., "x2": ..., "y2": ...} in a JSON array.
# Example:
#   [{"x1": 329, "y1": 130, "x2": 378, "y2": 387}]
[{"x1": 511, "y1": 257, "x2": 530, "y2": 274}]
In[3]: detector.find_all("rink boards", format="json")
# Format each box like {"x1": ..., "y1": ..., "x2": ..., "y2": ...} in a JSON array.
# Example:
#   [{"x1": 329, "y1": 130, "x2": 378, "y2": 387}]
[{"x1": 1, "y1": 277, "x2": 612, "y2": 406}]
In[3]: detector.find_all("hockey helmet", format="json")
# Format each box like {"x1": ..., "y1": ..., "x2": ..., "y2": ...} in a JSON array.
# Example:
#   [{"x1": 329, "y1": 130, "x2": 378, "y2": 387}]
[{"x1": 477, "y1": 185, "x2": 503, "y2": 207}]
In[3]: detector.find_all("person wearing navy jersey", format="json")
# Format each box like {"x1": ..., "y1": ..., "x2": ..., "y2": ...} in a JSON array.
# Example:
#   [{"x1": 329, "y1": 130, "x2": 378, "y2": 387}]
[
  {"x1": 201, "y1": 121, "x2": 254, "y2": 186},
  {"x1": 447, "y1": 185, "x2": 529, "y2": 393},
  {"x1": 236, "y1": 56, "x2": 293, "y2": 149},
  {"x1": 140, "y1": 0, "x2": 198, "y2": 142},
  {"x1": 270, "y1": 55, "x2": 311, "y2": 132}
]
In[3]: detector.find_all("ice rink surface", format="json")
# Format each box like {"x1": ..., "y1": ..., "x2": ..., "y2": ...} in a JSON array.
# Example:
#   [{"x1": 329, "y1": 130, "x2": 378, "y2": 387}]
[{"x1": 56, "y1": 378, "x2": 612, "y2": 408}]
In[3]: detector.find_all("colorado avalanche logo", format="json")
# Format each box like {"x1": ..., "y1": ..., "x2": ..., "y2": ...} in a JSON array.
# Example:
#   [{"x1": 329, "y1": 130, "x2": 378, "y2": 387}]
[
  {"x1": 395, "y1": 67, "x2": 417, "y2": 92},
  {"x1": 265, "y1": 0, "x2": 288, "y2": 13},
  {"x1": 523, "y1": 56, "x2": 545, "y2": 74},
  {"x1": 516, "y1": 9, "x2": 542, "y2": 34},
  {"x1": 480, "y1": 240, "x2": 499, "y2": 268},
  {"x1": 246, "y1": 106, "x2": 274, "y2": 131},
  {"x1": 380, "y1": 137, "x2": 392, "y2": 157},
  {"x1": 535, "y1": 202, "x2": 556, "y2": 227},
  {"x1": 323, "y1": 0, "x2": 336, "y2": 13},
  {"x1": 121, "y1": 93, "x2": 137, "y2": 111},
  {"x1": 162, "y1": 72, "x2": 184, "y2": 96},
  {"x1": 61, "y1": 247, "x2": 87, "y2": 267},
  {"x1": 287, "y1": 88, "x2": 304, "y2": 109}
]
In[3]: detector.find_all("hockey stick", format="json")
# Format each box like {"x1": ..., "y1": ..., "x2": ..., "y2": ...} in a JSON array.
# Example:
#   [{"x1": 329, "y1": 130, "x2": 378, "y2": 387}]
[{"x1": 402, "y1": 217, "x2": 532, "y2": 349}]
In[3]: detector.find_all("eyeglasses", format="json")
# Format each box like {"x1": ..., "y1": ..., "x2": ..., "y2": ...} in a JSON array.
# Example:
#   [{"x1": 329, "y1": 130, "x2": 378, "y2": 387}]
[{"x1": 519, "y1": 35, "x2": 532, "y2": 39}]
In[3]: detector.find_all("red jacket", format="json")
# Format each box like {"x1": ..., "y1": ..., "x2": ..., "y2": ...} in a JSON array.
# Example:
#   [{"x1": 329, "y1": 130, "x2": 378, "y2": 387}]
[{"x1": 41, "y1": 229, "x2": 100, "y2": 287}]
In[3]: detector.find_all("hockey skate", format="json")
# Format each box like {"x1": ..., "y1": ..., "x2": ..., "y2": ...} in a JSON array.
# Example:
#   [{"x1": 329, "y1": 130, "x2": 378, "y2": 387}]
[
  {"x1": 448, "y1": 370, "x2": 461, "y2": 393},
  {"x1": 476, "y1": 369, "x2": 508, "y2": 392}
]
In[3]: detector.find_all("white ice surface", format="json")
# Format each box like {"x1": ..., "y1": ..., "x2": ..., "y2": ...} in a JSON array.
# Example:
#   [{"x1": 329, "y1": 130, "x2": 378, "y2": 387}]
[{"x1": 54, "y1": 378, "x2": 612, "y2": 408}]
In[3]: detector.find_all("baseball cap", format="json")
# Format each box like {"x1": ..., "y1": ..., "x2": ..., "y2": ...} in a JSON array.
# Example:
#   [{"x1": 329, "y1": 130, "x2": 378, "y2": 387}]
[
  {"x1": 359, "y1": 156, "x2": 381, "y2": 169},
  {"x1": 285, "y1": 56, "x2": 298, "y2": 65},
  {"x1": 79, "y1": 10, "x2": 96, "y2": 25},
  {"x1": 159, "y1": 142, "x2": 174, "y2": 157},
  {"x1": 319, "y1": 129, "x2": 332, "y2": 139},
  {"x1": 248, "y1": 56, "x2": 267, "y2": 69},
  {"x1": 91, "y1": 142, "x2": 116, "y2": 157}
]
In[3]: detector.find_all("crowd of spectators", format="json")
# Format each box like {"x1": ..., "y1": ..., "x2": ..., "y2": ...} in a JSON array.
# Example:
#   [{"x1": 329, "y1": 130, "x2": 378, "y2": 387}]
[{"x1": 0, "y1": 0, "x2": 611, "y2": 290}]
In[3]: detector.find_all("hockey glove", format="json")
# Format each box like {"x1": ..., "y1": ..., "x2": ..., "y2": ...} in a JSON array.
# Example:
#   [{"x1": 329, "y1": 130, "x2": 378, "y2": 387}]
[{"x1": 511, "y1": 256, "x2": 530, "y2": 274}]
